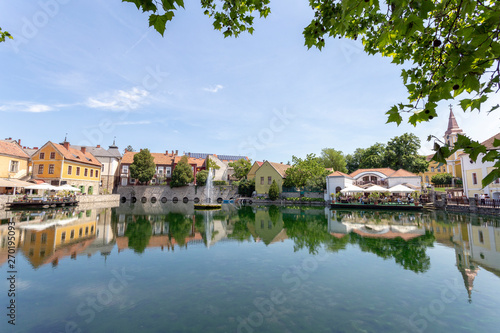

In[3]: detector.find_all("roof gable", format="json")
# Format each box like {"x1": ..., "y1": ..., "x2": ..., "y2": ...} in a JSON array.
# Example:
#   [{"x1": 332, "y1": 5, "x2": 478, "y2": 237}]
[
  {"x1": 388, "y1": 169, "x2": 418, "y2": 177},
  {"x1": 328, "y1": 171, "x2": 352, "y2": 178},
  {"x1": 481, "y1": 132, "x2": 500, "y2": 150},
  {"x1": 349, "y1": 168, "x2": 396, "y2": 178},
  {"x1": 0, "y1": 140, "x2": 29, "y2": 159}
]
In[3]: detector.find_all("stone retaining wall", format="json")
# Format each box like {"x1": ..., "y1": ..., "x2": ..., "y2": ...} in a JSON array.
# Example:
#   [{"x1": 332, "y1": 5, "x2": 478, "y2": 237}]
[
  {"x1": 117, "y1": 185, "x2": 238, "y2": 204},
  {"x1": 281, "y1": 192, "x2": 324, "y2": 199},
  {"x1": 77, "y1": 194, "x2": 120, "y2": 204}
]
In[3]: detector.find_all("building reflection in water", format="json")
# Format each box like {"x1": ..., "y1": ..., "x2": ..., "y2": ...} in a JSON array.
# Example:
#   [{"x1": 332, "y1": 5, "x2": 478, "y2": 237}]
[
  {"x1": 0, "y1": 207, "x2": 115, "y2": 269},
  {"x1": 2, "y1": 204, "x2": 500, "y2": 304}
]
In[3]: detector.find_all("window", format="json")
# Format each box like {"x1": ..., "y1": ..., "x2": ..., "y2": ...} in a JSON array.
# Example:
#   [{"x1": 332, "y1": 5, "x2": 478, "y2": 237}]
[
  {"x1": 79, "y1": 228, "x2": 83, "y2": 237},
  {"x1": 70, "y1": 230, "x2": 75, "y2": 239},
  {"x1": 495, "y1": 178, "x2": 500, "y2": 184},
  {"x1": 48, "y1": 164, "x2": 55, "y2": 174},
  {"x1": 130, "y1": 179, "x2": 136, "y2": 184},
  {"x1": 68, "y1": 165, "x2": 72, "y2": 175},
  {"x1": 166, "y1": 167, "x2": 171, "y2": 176},
  {"x1": 151, "y1": 178, "x2": 156, "y2": 184},
  {"x1": 95, "y1": 170, "x2": 99, "y2": 178},
  {"x1": 90, "y1": 169, "x2": 94, "y2": 177},
  {"x1": 39, "y1": 152, "x2": 45, "y2": 159},
  {"x1": 76, "y1": 167, "x2": 80, "y2": 176},
  {"x1": 30, "y1": 234, "x2": 36, "y2": 243},
  {"x1": 425, "y1": 176, "x2": 429, "y2": 182},
  {"x1": 38, "y1": 164, "x2": 44, "y2": 174},
  {"x1": 9, "y1": 161, "x2": 19, "y2": 173},
  {"x1": 84, "y1": 168, "x2": 88, "y2": 177},
  {"x1": 91, "y1": 226, "x2": 94, "y2": 234},
  {"x1": 260, "y1": 177, "x2": 264, "y2": 185},
  {"x1": 122, "y1": 165, "x2": 129, "y2": 173},
  {"x1": 268, "y1": 221, "x2": 272, "y2": 229},
  {"x1": 61, "y1": 232, "x2": 66, "y2": 242},
  {"x1": 40, "y1": 250, "x2": 46, "y2": 258},
  {"x1": 85, "y1": 227, "x2": 89, "y2": 236},
  {"x1": 479, "y1": 230, "x2": 484, "y2": 243},
  {"x1": 431, "y1": 167, "x2": 435, "y2": 172},
  {"x1": 472, "y1": 173, "x2": 478, "y2": 185},
  {"x1": 121, "y1": 178, "x2": 128, "y2": 186},
  {"x1": 41, "y1": 233, "x2": 47, "y2": 244},
  {"x1": 50, "y1": 152, "x2": 56, "y2": 159},
  {"x1": 437, "y1": 167, "x2": 441, "y2": 172},
  {"x1": 268, "y1": 176, "x2": 272, "y2": 185}
]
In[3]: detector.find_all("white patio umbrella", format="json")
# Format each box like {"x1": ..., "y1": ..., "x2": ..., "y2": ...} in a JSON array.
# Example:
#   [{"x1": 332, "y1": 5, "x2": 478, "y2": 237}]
[
  {"x1": 340, "y1": 185, "x2": 365, "y2": 193},
  {"x1": 57, "y1": 184, "x2": 80, "y2": 191},
  {"x1": 388, "y1": 184, "x2": 415, "y2": 193},
  {"x1": 363, "y1": 185, "x2": 389, "y2": 192},
  {"x1": 24, "y1": 183, "x2": 59, "y2": 191}
]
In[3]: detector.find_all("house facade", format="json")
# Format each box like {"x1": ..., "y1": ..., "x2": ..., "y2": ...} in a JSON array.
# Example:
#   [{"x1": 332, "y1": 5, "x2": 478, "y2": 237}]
[
  {"x1": 0, "y1": 139, "x2": 30, "y2": 180},
  {"x1": 71, "y1": 142, "x2": 121, "y2": 194},
  {"x1": 119, "y1": 150, "x2": 206, "y2": 186},
  {"x1": 326, "y1": 167, "x2": 421, "y2": 195},
  {"x1": 247, "y1": 161, "x2": 263, "y2": 180},
  {"x1": 254, "y1": 161, "x2": 291, "y2": 195},
  {"x1": 460, "y1": 133, "x2": 500, "y2": 199},
  {"x1": 31, "y1": 141, "x2": 102, "y2": 194}
]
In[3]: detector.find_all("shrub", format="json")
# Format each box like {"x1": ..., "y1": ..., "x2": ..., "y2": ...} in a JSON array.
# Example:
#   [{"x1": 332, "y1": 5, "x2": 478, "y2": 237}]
[
  {"x1": 268, "y1": 180, "x2": 279, "y2": 201},
  {"x1": 213, "y1": 180, "x2": 227, "y2": 186}
]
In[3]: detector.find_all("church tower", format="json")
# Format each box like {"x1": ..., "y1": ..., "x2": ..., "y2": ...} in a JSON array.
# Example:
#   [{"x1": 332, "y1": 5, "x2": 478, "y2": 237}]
[
  {"x1": 444, "y1": 106, "x2": 464, "y2": 178},
  {"x1": 444, "y1": 106, "x2": 464, "y2": 147}
]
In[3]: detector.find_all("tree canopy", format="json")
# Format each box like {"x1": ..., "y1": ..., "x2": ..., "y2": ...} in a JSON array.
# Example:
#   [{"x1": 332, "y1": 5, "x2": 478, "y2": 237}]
[
  {"x1": 121, "y1": 0, "x2": 500, "y2": 185},
  {"x1": 229, "y1": 158, "x2": 252, "y2": 180},
  {"x1": 196, "y1": 169, "x2": 209, "y2": 186},
  {"x1": 171, "y1": 155, "x2": 194, "y2": 187},
  {"x1": 283, "y1": 153, "x2": 329, "y2": 190},
  {"x1": 319, "y1": 148, "x2": 348, "y2": 173},
  {"x1": 129, "y1": 148, "x2": 156, "y2": 183}
]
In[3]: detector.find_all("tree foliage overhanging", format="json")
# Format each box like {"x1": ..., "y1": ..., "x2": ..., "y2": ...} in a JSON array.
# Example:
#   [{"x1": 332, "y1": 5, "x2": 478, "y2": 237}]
[{"x1": 119, "y1": 0, "x2": 500, "y2": 185}]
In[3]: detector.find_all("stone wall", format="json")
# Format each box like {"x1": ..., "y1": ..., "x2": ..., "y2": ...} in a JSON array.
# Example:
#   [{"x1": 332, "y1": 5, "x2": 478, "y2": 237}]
[
  {"x1": 281, "y1": 191, "x2": 324, "y2": 199},
  {"x1": 77, "y1": 194, "x2": 120, "y2": 204},
  {"x1": 117, "y1": 185, "x2": 238, "y2": 203}
]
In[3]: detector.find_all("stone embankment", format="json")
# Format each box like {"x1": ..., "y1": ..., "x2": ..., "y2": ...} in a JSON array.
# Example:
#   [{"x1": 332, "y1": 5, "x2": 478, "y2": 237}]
[{"x1": 117, "y1": 185, "x2": 238, "y2": 204}]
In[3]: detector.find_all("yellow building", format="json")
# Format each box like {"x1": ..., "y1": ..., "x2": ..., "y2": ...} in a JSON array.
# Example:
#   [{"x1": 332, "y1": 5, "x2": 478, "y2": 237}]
[
  {"x1": 246, "y1": 161, "x2": 263, "y2": 180},
  {"x1": 255, "y1": 161, "x2": 291, "y2": 195},
  {"x1": 31, "y1": 141, "x2": 102, "y2": 195},
  {"x1": 419, "y1": 108, "x2": 464, "y2": 185},
  {"x1": 0, "y1": 139, "x2": 30, "y2": 180},
  {"x1": 20, "y1": 217, "x2": 97, "y2": 269}
]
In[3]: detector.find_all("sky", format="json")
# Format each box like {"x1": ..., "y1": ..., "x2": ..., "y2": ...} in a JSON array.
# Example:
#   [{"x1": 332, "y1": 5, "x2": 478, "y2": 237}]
[{"x1": 0, "y1": 0, "x2": 498, "y2": 163}]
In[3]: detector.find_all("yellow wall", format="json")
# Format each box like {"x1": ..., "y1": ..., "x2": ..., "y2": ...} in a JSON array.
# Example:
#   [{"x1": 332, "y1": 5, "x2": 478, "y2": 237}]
[
  {"x1": 471, "y1": 226, "x2": 491, "y2": 250},
  {"x1": 32, "y1": 144, "x2": 101, "y2": 182},
  {"x1": 255, "y1": 162, "x2": 284, "y2": 195},
  {"x1": 465, "y1": 168, "x2": 482, "y2": 192},
  {"x1": 0, "y1": 155, "x2": 29, "y2": 179},
  {"x1": 247, "y1": 162, "x2": 261, "y2": 180},
  {"x1": 419, "y1": 160, "x2": 446, "y2": 184}
]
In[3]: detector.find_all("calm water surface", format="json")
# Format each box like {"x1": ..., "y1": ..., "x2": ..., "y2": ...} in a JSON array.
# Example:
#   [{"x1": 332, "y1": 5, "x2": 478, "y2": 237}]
[{"x1": 1, "y1": 204, "x2": 500, "y2": 333}]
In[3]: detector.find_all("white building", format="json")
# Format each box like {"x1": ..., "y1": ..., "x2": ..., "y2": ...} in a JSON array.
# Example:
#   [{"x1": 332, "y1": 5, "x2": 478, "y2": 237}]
[{"x1": 460, "y1": 133, "x2": 500, "y2": 199}]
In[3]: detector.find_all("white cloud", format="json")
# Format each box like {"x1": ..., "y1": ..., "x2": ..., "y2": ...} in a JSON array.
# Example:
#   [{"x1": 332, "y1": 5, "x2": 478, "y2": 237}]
[
  {"x1": 114, "y1": 120, "x2": 152, "y2": 126},
  {"x1": 203, "y1": 84, "x2": 224, "y2": 93},
  {"x1": 86, "y1": 87, "x2": 150, "y2": 111},
  {"x1": 0, "y1": 102, "x2": 54, "y2": 113}
]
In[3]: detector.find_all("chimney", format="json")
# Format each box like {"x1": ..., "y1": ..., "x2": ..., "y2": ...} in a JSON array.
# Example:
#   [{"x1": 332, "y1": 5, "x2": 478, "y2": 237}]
[
  {"x1": 175, "y1": 150, "x2": 178, "y2": 155},
  {"x1": 63, "y1": 142, "x2": 70, "y2": 150},
  {"x1": 8, "y1": 137, "x2": 12, "y2": 140},
  {"x1": 18, "y1": 139, "x2": 21, "y2": 145},
  {"x1": 34, "y1": 147, "x2": 38, "y2": 149},
  {"x1": 81, "y1": 147, "x2": 86, "y2": 154},
  {"x1": 96, "y1": 145, "x2": 100, "y2": 148},
  {"x1": 166, "y1": 150, "x2": 169, "y2": 155}
]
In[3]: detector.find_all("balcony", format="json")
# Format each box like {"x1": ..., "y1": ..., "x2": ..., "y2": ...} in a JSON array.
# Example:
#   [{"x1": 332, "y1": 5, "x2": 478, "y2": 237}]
[{"x1": 355, "y1": 180, "x2": 387, "y2": 186}]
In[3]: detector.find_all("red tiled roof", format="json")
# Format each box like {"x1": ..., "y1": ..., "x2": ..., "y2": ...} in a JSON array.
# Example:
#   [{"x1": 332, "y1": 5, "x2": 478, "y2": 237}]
[
  {"x1": 328, "y1": 171, "x2": 352, "y2": 178},
  {"x1": 256, "y1": 161, "x2": 264, "y2": 166},
  {"x1": 425, "y1": 154, "x2": 434, "y2": 161},
  {"x1": 388, "y1": 169, "x2": 418, "y2": 177},
  {"x1": 50, "y1": 142, "x2": 101, "y2": 167},
  {"x1": 0, "y1": 140, "x2": 29, "y2": 159},
  {"x1": 122, "y1": 151, "x2": 206, "y2": 168},
  {"x1": 349, "y1": 168, "x2": 396, "y2": 178},
  {"x1": 268, "y1": 162, "x2": 292, "y2": 178},
  {"x1": 481, "y1": 132, "x2": 500, "y2": 150}
]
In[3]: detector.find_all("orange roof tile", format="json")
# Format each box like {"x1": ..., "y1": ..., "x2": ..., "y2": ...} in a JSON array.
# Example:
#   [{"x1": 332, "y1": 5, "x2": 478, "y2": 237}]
[
  {"x1": 0, "y1": 140, "x2": 29, "y2": 159},
  {"x1": 328, "y1": 171, "x2": 352, "y2": 178},
  {"x1": 388, "y1": 169, "x2": 418, "y2": 177},
  {"x1": 122, "y1": 151, "x2": 206, "y2": 168},
  {"x1": 268, "y1": 162, "x2": 292, "y2": 178},
  {"x1": 51, "y1": 142, "x2": 102, "y2": 167},
  {"x1": 481, "y1": 132, "x2": 500, "y2": 150},
  {"x1": 349, "y1": 168, "x2": 396, "y2": 178}
]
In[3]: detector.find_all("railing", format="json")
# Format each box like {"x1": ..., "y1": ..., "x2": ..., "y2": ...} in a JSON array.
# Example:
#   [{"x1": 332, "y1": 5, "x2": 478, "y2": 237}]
[
  {"x1": 479, "y1": 199, "x2": 500, "y2": 208},
  {"x1": 354, "y1": 180, "x2": 387, "y2": 186},
  {"x1": 448, "y1": 197, "x2": 469, "y2": 205}
]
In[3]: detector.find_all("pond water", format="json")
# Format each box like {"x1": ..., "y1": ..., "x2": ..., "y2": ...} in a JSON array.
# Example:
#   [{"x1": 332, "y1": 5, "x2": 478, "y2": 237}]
[{"x1": 1, "y1": 204, "x2": 500, "y2": 333}]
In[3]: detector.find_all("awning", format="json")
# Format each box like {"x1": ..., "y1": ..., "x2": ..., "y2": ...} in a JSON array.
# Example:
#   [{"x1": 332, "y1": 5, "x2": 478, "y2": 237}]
[
  {"x1": 363, "y1": 185, "x2": 389, "y2": 192},
  {"x1": 340, "y1": 185, "x2": 365, "y2": 193},
  {"x1": 388, "y1": 184, "x2": 415, "y2": 193}
]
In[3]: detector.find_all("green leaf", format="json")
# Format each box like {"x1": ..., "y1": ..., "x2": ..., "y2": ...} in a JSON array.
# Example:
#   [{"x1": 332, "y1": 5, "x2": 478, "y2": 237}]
[
  {"x1": 149, "y1": 13, "x2": 173, "y2": 36},
  {"x1": 386, "y1": 106, "x2": 403, "y2": 125}
]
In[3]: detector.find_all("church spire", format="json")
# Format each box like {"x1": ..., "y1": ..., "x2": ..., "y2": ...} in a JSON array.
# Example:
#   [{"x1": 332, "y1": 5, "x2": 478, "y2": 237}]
[{"x1": 445, "y1": 105, "x2": 463, "y2": 136}]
